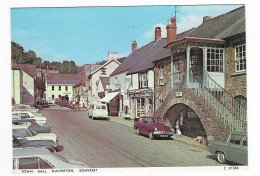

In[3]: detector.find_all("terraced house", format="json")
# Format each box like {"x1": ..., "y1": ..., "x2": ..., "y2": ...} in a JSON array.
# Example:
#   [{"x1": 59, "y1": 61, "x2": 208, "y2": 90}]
[{"x1": 153, "y1": 6, "x2": 246, "y2": 141}]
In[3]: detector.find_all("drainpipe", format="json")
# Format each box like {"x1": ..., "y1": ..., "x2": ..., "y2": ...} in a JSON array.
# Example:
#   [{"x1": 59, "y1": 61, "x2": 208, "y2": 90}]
[
  {"x1": 171, "y1": 49, "x2": 174, "y2": 89},
  {"x1": 186, "y1": 46, "x2": 191, "y2": 87}
]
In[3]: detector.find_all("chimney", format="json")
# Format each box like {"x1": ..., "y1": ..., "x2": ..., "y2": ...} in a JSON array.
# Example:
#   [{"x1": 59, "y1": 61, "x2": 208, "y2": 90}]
[
  {"x1": 166, "y1": 16, "x2": 177, "y2": 45},
  {"x1": 46, "y1": 65, "x2": 49, "y2": 74},
  {"x1": 107, "y1": 51, "x2": 117, "y2": 61},
  {"x1": 203, "y1": 16, "x2": 211, "y2": 23},
  {"x1": 132, "y1": 40, "x2": 137, "y2": 52},
  {"x1": 155, "y1": 27, "x2": 161, "y2": 43}
]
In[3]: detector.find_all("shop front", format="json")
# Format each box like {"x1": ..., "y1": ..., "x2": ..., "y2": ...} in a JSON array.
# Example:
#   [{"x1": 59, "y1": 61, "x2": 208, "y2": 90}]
[{"x1": 128, "y1": 89, "x2": 153, "y2": 119}]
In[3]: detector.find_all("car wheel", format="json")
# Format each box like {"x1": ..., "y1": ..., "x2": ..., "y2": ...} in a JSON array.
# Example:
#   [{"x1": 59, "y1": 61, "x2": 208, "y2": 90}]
[
  {"x1": 149, "y1": 131, "x2": 154, "y2": 140},
  {"x1": 216, "y1": 152, "x2": 227, "y2": 164},
  {"x1": 136, "y1": 128, "x2": 140, "y2": 135}
]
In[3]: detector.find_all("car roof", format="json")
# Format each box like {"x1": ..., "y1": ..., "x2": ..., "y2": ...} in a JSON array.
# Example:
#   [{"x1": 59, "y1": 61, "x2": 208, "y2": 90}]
[
  {"x1": 12, "y1": 111, "x2": 32, "y2": 114},
  {"x1": 229, "y1": 131, "x2": 247, "y2": 135},
  {"x1": 13, "y1": 119, "x2": 36, "y2": 123},
  {"x1": 13, "y1": 147, "x2": 51, "y2": 157},
  {"x1": 139, "y1": 116, "x2": 161, "y2": 119}
]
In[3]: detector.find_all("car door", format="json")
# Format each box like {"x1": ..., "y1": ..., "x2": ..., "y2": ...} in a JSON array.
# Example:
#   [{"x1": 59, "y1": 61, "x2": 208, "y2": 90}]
[
  {"x1": 225, "y1": 134, "x2": 243, "y2": 163},
  {"x1": 239, "y1": 135, "x2": 248, "y2": 165},
  {"x1": 138, "y1": 118, "x2": 146, "y2": 134}
]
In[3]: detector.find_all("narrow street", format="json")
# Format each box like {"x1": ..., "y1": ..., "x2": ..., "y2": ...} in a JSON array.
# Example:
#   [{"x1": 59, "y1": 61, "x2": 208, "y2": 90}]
[{"x1": 40, "y1": 106, "x2": 225, "y2": 168}]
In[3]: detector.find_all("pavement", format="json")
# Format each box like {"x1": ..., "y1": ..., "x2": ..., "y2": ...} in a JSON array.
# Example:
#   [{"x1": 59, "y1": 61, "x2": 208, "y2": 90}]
[{"x1": 109, "y1": 116, "x2": 208, "y2": 150}]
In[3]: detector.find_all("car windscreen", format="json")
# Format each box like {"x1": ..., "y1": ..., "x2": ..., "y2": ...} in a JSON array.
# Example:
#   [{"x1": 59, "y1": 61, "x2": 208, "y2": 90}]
[
  {"x1": 28, "y1": 127, "x2": 38, "y2": 136},
  {"x1": 51, "y1": 152, "x2": 69, "y2": 163},
  {"x1": 147, "y1": 118, "x2": 164, "y2": 124}
]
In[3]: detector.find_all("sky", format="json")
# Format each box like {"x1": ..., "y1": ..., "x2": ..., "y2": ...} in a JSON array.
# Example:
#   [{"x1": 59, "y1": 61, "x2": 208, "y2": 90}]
[{"x1": 11, "y1": 5, "x2": 242, "y2": 66}]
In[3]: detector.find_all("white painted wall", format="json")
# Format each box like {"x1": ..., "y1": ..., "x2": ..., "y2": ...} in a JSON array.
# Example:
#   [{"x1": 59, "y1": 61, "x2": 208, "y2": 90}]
[
  {"x1": 147, "y1": 70, "x2": 154, "y2": 89},
  {"x1": 22, "y1": 71, "x2": 35, "y2": 103},
  {"x1": 11, "y1": 70, "x2": 22, "y2": 104},
  {"x1": 46, "y1": 84, "x2": 74, "y2": 103},
  {"x1": 88, "y1": 60, "x2": 120, "y2": 104}
]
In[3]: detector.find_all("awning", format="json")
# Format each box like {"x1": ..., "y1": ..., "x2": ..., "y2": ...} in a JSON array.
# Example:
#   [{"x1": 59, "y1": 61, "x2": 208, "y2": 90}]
[{"x1": 98, "y1": 92, "x2": 119, "y2": 103}]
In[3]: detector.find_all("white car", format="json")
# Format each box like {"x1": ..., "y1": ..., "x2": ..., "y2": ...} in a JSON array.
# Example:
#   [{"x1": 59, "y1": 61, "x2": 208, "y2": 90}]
[
  {"x1": 12, "y1": 104, "x2": 39, "y2": 113},
  {"x1": 13, "y1": 147, "x2": 88, "y2": 169},
  {"x1": 88, "y1": 103, "x2": 108, "y2": 120},
  {"x1": 12, "y1": 111, "x2": 47, "y2": 125},
  {"x1": 13, "y1": 126, "x2": 58, "y2": 144}
]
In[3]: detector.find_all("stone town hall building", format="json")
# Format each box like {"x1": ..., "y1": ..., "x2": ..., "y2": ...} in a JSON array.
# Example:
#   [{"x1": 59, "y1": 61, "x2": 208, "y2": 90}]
[{"x1": 152, "y1": 6, "x2": 246, "y2": 141}]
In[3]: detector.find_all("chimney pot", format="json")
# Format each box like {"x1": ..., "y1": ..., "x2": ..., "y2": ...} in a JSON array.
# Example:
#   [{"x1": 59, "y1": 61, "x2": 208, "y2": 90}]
[
  {"x1": 203, "y1": 16, "x2": 211, "y2": 23},
  {"x1": 132, "y1": 41, "x2": 137, "y2": 52},
  {"x1": 155, "y1": 27, "x2": 162, "y2": 43},
  {"x1": 166, "y1": 17, "x2": 177, "y2": 45}
]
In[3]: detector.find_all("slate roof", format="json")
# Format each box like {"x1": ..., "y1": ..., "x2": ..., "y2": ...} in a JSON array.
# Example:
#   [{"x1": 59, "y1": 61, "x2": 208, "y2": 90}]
[
  {"x1": 46, "y1": 73, "x2": 82, "y2": 85},
  {"x1": 100, "y1": 77, "x2": 110, "y2": 90},
  {"x1": 117, "y1": 57, "x2": 126, "y2": 63},
  {"x1": 11, "y1": 63, "x2": 37, "y2": 77},
  {"x1": 73, "y1": 80, "x2": 82, "y2": 88},
  {"x1": 188, "y1": 6, "x2": 245, "y2": 39},
  {"x1": 110, "y1": 28, "x2": 194, "y2": 76}
]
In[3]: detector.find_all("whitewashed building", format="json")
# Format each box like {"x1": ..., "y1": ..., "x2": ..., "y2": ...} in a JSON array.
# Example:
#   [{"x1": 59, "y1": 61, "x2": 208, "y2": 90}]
[
  {"x1": 87, "y1": 52, "x2": 121, "y2": 105},
  {"x1": 11, "y1": 64, "x2": 37, "y2": 105},
  {"x1": 45, "y1": 73, "x2": 82, "y2": 103}
]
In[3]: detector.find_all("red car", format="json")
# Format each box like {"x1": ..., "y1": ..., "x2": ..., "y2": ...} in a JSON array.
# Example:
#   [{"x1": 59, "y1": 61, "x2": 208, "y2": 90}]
[{"x1": 134, "y1": 116, "x2": 173, "y2": 140}]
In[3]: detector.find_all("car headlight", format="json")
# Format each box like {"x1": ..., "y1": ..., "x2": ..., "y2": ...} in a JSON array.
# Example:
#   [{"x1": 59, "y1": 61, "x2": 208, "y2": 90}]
[{"x1": 154, "y1": 127, "x2": 157, "y2": 131}]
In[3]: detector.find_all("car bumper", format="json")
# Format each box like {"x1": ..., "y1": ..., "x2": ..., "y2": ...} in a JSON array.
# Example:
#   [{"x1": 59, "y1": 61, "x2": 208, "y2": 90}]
[
  {"x1": 53, "y1": 144, "x2": 64, "y2": 152},
  {"x1": 153, "y1": 131, "x2": 173, "y2": 138},
  {"x1": 94, "y1": 116, "x2": 108, "y2": 119}
]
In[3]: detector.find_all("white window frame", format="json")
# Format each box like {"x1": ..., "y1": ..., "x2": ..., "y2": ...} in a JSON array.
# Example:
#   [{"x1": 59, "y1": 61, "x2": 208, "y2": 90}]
[
  {"x1": 139, "y1": 72, "x2": 148, "y2": 89},
  {"x1": 235, "y1": 44, "x2": 246, "y2": 72},
  {"x1": 101, "y1": 68, "x2": 107, "y2": 75},
  {"x1": 206, "y1": 48, "x2": 224, "y2": 72},
  {"x1": 174, "y1": 61, "x2": 180, "y2": 83},
  {"x1": 159, "y1": 64, "x2": 164, "y2": 85}
]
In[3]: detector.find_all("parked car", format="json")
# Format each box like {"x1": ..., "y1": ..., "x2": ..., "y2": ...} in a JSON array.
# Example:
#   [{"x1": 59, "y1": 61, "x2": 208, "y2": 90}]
[
  {"x1": 12, "y1": 111, "x2": 47, "y2": 125},
  {"x1": 88, "y1": 103, "x2": 108, "y2": 120},
  {"x1": 13, "y1": 147, "x2": 88, "y2": 169},
  {"x1": 70, "y1": 103, "x2": 79, "y2": 109},
  {"x1": 12, "y1": 104, "x2": 39, "y2": 113},
  {"x1": 12, "y1": 129, "x2": 63, "y2": 152},
  {"x1": 12, "y1": 119, "x2": 51, "y2": 133},
  {"x1": 208, "y1": 132, "x2": 248, "y2": 165},
  {"x1": 13, "y1": 126, "x2": 58, "y2": 144},
  {"x1": 55, "y1": 98, "x2": 61, "y2": 105},
  {"x1": 42, "y1": 101, "x2": 49, "y2": 108},
  {"x1": 134, "y1": 116, "x2": 173, "y2": 140}
]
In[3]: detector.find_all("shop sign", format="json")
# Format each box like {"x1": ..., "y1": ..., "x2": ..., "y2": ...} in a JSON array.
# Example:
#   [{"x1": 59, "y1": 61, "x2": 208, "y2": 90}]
[{"x1": 176, "y1": 92, "x2": 182, "y2": 97}]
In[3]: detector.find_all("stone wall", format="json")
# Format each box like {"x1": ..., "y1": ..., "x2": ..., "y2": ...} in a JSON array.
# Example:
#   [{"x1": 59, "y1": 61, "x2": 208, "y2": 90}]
[{"x1": 225, "y1": 34, "x2": 247, "y2": 98}]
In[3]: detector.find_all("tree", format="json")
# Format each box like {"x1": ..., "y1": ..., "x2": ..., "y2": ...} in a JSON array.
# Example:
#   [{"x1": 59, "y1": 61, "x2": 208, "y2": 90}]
[
  {"x1": 67, "y1": 61, "x2": 77, "y2": 73},
  {"x1": 18, "y1": 57, "x2": 24, "y2": 64},
  {"x1": 60, "y1": 61, "x2": 69, "y2": 73}
]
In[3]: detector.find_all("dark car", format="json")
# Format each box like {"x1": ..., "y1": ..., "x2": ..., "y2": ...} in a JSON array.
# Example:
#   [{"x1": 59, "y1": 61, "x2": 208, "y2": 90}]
[
  {"x1": 13, "y1": 119, "x2": 51, "y2": 133},
  {"x1": 42, "y1": 101, "x2": 49, "y2": 108},
  {"x1": 12, "y1": 129, "x2": 64, "y2": 153},
  {"x1": 208, "y1": 132, "x2": 248, "y2": 165},
  {"x1": 134, "y1": 116, "x2": 173, "y2": 139}
]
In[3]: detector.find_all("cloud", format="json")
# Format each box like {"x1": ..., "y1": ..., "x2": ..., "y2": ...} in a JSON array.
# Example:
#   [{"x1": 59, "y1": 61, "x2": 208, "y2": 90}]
[
  {"x1": 145, "y1": 23, "x2": 167, "y2": 39},
  {"x1": 51, "y1": 54, "x2": 68, "y2": 62},
  {"x1": 12, "y1": 28, "x2": 39, "y2": 38},
  {"x1": 178, "y1": 15, "x2": 203, "y2": 33},
  {"x1": 117, "y1": 53, "x2": 129, "y2": 58}
]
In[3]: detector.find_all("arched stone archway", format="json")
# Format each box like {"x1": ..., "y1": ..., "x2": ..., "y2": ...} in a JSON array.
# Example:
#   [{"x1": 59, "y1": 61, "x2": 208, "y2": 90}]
[
  {"x1": 155, "y1": 89, "x2": 229, "y2": 141},
  {"x1": 163, "y1": 103, "x2": 207, "y2": 138}
]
